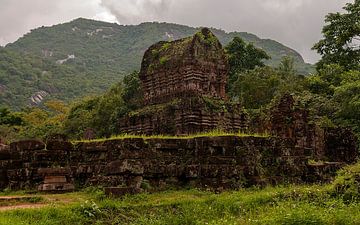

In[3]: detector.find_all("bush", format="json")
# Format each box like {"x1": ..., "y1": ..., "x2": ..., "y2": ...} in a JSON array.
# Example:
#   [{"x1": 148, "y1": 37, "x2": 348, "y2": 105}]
[{"x1": 331, "y1": 161, "x2": 360, "y2": 201}]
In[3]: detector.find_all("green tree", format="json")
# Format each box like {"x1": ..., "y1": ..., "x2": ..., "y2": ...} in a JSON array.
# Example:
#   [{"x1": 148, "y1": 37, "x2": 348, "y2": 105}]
[
  {"x1": 230, "y1": 67, "x2": 281, "y2": 108},
  {"x1": 122, "y1": 71, "x2": 143, "y2": 110},
  {"x1": 93, "y1": 82, "x2": 127, "y2": 137},
  {"x1": 277, "y1": 56, "x2": 296, "y2": 77},
  {"x1": 0, "y1": 107, "x2": 23, "y2": 126},
  {"x1": 225, "y1": 37, "x2": 270, "y2": 92},
  {"x1": 18, "y1": 100, "x2": 70, "y2": 139},
  {"x1": 306, "y1": 64, "x2": 344, "y2": 96},
  {"x1": 312, "y1": 0, "x2": 360, "y2": 70},
  {"x1": 63, "y1": 71, "x2": 141, "y2": 139},
  {"x1": 64, "y1": 97, "x2": 99, "y2": 138}
]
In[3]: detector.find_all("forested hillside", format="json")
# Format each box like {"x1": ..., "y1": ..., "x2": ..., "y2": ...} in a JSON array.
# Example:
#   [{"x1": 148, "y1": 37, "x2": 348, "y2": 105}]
[
  {"x1": 0, "y1": 48, "x2": 113, "y2": 109},
  {"x1": 1, "y1": 18, "x2": 313, "y2": 109}
]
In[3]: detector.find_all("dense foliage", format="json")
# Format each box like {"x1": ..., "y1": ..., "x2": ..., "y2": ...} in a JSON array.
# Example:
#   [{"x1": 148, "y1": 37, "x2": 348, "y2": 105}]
[
  {"x1": 0, "y1": 48, "x2": 115, "y2": 110},
  {"x1": 306, "y1": 65, "x2": 360, "y2": 135},
  {"x1": 225, "y1": 36, "x2": 270, "y2": 93},
  {"x1": 63, "y1": 71, "x2": 141, "y2": 138},
  {"x1": 312, "y1": 0, "x2": 360, "y2": 71}
]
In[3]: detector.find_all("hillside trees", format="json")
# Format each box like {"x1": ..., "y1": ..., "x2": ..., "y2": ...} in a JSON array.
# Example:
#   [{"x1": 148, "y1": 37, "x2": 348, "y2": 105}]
[
  {"x1": 228, "y1": 54, "x2": 305, "y2": 109},
  {"x1": 1, "y1": 20, "x2": 313, "y2": 110},
  {"x1": 0, "y1": 107, "x2": 23, "y2": 126},
  {"x1": 63, "y1": 71, "x2": 142, "y2": 138}
]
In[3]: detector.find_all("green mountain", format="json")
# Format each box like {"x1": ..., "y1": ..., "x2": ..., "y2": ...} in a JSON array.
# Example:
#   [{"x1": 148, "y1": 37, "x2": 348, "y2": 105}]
[
  {"x1": 0, "y1": 47, "x2": 112, "y2": 109},
  {"x1": 2, "y1": 18, "x2": 314, "y2": 109}
]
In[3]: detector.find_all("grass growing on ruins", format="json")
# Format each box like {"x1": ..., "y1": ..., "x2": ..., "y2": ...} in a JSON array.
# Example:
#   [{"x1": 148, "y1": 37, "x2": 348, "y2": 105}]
[
  {"x1": 73, "y1": 129, "x2": 270, "y2": 143},
  {"x1": 1, "y1": 161, "x2": 360, "y2": 225}
]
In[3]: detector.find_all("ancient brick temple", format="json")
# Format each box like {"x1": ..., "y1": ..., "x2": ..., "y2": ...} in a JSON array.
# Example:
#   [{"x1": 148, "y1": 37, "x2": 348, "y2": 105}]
[
  {"x1": 140, "y1": 27, "x2": 228, "y2": 105},
  {"x1": 119, "y1": 28, "x2": 247, "y2": 135}
]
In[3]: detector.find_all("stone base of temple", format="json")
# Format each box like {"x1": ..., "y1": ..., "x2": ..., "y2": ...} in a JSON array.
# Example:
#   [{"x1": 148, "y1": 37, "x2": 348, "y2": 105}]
[{"x1": 119, "y1": 96, "x2": 248, "y2": 135}]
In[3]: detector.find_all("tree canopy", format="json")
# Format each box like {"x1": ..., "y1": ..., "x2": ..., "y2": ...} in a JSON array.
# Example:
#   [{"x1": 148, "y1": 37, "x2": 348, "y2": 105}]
[
  {"x1": 313, "y1": 0, "x2": 360, "y2": 71},
  {"x1": 225, "y1": 36, "x2": 270, "y2": 93}
]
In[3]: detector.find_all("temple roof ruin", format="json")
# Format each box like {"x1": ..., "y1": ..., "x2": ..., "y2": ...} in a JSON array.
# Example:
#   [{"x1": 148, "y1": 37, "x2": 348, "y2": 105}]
[{"x1": 139, "y1": 28, "x2": 229, "y2": 105}]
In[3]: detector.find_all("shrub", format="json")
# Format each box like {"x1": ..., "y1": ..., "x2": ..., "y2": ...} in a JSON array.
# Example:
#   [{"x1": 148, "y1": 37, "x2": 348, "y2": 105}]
[{"x1": 331, "y1": 161, "x2": 360, "y2": 201}]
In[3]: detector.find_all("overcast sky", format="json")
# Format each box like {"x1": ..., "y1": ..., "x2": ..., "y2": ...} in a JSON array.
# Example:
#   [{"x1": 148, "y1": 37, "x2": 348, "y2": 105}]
[{"x1": 0, "y1": 0, "x2": 352, "y2": 63}]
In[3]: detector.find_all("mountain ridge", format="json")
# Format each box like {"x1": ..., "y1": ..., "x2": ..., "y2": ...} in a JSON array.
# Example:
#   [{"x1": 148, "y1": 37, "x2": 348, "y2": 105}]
[{"x1": 1, "y1": 18, "x2": 314, "y2": 109}]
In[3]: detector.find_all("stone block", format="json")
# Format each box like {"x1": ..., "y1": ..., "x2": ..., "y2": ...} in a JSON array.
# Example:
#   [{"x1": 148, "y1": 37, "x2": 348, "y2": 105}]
[
  {"x1": 46, "y1": 141, "x2": 74, "y2": 151},
  {"x1": 37, "y1": 167, "x2": 71, "y2": 176},
  {"x1": 38, "y1": 183, "x2": 75, "y2": 192},
  {"x1": 44, "y1": 175, "x2": 67, "y2": 184},
  {"x1": 10, "y1": 140, "x2": 45, "y2": 152},
  {"x1": 105, "y1": 160, "x2": 144, "y2": 175},
  {"x1": 34, "y1": 150, "x2": 68, "y2": 162},
  {"x1": 0, "y1": 150, "x2": 11, "y2": 160}
]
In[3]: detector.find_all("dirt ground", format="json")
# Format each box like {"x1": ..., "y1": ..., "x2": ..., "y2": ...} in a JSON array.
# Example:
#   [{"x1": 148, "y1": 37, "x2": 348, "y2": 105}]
[{"x1": 0, "y1": 193, "x2": 85, "y2": 211}]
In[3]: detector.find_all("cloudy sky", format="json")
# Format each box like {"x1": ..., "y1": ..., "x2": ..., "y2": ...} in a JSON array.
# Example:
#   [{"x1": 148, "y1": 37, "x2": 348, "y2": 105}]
[{"x1": 0, "y1": 0, "x2": 352, "y2": 63}]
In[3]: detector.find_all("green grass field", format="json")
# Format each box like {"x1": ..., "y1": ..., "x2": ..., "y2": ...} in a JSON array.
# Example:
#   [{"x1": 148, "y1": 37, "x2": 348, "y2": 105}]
[{"x1": 0, "y1": 185, "x2": 358, "y2": 225}]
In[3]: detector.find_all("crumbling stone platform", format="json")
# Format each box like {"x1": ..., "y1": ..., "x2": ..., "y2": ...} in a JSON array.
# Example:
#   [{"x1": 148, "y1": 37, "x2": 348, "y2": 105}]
[{"x1": 0, "y1": 132, "x2": 357, "y2": 193}]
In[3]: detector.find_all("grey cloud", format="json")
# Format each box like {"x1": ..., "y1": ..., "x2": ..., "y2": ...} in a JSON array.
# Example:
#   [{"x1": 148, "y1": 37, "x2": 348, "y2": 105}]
[
  {"x1": 0, "y1": 0, "x2": 100, "y2": 46},
  {"x1": 100, "y1": 0, "x2": 351, "y2": 63},
  {"x1": 100, "y1": 0, "x2": 172, "y2": 24}
]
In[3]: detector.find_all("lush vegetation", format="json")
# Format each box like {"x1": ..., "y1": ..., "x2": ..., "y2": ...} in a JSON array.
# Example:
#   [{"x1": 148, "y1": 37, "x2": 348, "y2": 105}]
[
  {"x1": 0, "y1": 100, "x2": 69, "y2": 142},
  {"x1": 312, "y1": 0, "x2": 360, "y2": 71},
  {"x1": 1, "y1": 162, "x2": 360, "y2": 224},
  {"x1": 225, "y1": 36, "x2": 270, "y2": 93},
  {"x1": 0, "y1": 47, "x2": 115, "y2": 110}
]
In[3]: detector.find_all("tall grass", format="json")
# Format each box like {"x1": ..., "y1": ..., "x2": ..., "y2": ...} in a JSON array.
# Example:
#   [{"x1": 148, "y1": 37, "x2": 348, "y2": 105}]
[{"x1": 73, "y1": 129, "x2": 270, "y2": 143}]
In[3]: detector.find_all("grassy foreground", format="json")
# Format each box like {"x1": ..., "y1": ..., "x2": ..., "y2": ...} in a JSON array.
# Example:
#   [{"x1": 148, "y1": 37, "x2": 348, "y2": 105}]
[
  {"x1": 0, "y1": 185, "x2": 359, "y2": 225},
  {"x1": 1, "y1": 162, "x2": 359, "y2": 225}
]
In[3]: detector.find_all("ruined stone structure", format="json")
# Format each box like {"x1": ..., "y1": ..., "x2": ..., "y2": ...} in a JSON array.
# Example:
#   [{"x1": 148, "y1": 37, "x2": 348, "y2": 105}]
[
  {"x1": 0, "y1": 131, "x2": 357, "y2": 193},
  {"x1": 0, "y1": 29, "x2": 358, "y2": 194},
  {"x1": 140, "y1": 28, "x2": 228, "y2": 105},
  {"x1": 0, "y1": 94, "x2": 359, "y2": 192},
  {"x1": 0, "y1": 95, "x2": 358, "y2": 193},
  {"x1": 119, "y1": 28, "x2": 247, "y2": 135},
  {"x1": 267, "y1": 94, "x2": 358, "y2": 163}
]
